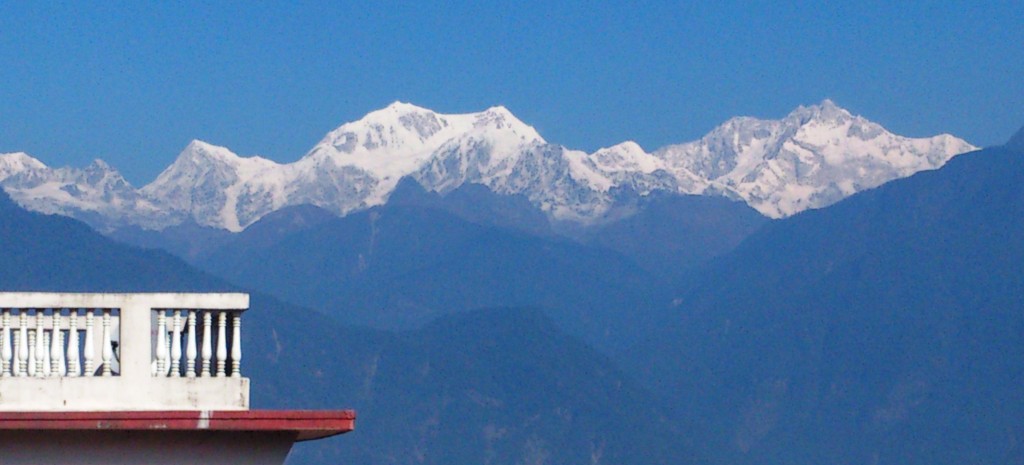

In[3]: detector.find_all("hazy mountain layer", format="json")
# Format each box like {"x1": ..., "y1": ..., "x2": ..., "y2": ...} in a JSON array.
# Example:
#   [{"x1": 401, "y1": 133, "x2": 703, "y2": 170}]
[
  {"x1": 0, "y1": 190, "x2": 698, "y2": 465},
  {"x1": 197, "y1": 202, "x2": 671, "y2": 355}
]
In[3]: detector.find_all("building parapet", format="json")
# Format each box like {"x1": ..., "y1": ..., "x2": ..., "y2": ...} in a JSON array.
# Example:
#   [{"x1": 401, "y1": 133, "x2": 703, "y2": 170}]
[{"x1": 0, "y1": 293, "x2": 249, "y2": 411}]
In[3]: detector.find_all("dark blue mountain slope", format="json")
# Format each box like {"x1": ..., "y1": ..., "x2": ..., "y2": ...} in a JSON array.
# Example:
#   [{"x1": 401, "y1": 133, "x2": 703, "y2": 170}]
[
  {"x1": 107, "y1": 219, "x2": 233, "y2": 264},
  {"x1": 199, "y1": 204, "x2": 672, "y2": 353},
  {"x1": 631, "y1": 141, "x2": 1024, "y2": 464},
  {"x1": 584, "y1": 192, "x2": 767, "y2": 280},
  {"x1": 386, "y1": 176, "x2": 555, "y2": 236}
]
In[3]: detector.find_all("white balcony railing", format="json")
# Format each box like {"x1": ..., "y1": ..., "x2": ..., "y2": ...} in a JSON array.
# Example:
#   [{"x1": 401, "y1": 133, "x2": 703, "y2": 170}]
[
  {"x1": 0, "y1": 308, "x2": 120, "y2": 378},
  {"x1": 151, "y1": 309, "x2": 242, "y2": 378},
  {"x1": 0, "y1": 293, "x2": 249, "y2": 412}
]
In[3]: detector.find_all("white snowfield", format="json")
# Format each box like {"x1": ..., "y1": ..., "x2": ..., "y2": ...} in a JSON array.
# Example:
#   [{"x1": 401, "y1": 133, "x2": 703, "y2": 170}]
[{"x1": 0, "y1": 100, "x2": 976, "y2": 232}]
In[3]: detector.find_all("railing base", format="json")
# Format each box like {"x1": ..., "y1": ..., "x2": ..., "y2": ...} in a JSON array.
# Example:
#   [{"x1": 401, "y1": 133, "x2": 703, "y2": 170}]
[{"x1": 0, "y1": 377, "x2": 249, "y2": 411}]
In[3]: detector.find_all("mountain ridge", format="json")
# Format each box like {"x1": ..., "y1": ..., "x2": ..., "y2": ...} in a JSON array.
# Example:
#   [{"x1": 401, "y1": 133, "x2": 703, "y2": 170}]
[{"x1": 1, "y1": 101, "x2": 975, "y2": 231}]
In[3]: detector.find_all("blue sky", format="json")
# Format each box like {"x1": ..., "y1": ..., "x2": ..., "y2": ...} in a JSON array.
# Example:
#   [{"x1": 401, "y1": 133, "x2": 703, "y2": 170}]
[{"x1": 1, "y1": 1, "x2": 1021, "y2": 184}]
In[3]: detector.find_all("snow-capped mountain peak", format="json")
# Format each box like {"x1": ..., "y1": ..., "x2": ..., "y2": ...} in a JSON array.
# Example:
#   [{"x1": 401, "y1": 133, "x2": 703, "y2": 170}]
[
  {"x1": 787, "y1": 99, "x2": 852, "y2": 125},
  {"x1": 0, "y1": 100, "x2": 978, "y2": 231},
  {"x1": 305, "y1": 103, "x2": 472, "y2": 177},
  {"x1": 471, "y1": 105, "x2": 544, "y2": 144},
  {"x1": 655, "y1": 101, "x2": 977, "y2": 217},
  {"x1": 87, "y1": 158, "x2": 114, "y2": 170},
  {"x1": 316, "y1": 102, "x2": 463, "y2": 154},
  {"x1": 0, "y1": 151, "x2": 163, "y2": 231},
  {"x1": 140, "y1": 140, "x2": 288, "y2": 231},
  {"x1": 71, "y1": 159, "x2": 134, "y2": 192},
  {"x1": 0, "y1": 152, "x2": 47, "y2": 180},
  {"x1": 172, "y1": 139, "x2": 253, "y2": 166},
  {"x1": 588, "y1": 141, "x2": 661, "y2": 173},
  {"x1": 294, "y1": 103, "x2": 548, "y2": 211}
]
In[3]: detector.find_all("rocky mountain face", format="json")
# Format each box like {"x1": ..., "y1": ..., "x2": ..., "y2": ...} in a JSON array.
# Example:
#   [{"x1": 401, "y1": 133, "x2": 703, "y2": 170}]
[{"x1": 0, "y1": 101, "x2": 975, "y2": 232}]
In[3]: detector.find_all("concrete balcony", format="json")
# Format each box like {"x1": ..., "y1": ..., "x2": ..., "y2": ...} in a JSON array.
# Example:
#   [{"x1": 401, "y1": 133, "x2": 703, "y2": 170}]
[
  {"x1": 0, "y1": 292, "x2": 355, "y2": 465},
  {"x1": 0, "y1": 293, "x2": 249, "y2": 411}
]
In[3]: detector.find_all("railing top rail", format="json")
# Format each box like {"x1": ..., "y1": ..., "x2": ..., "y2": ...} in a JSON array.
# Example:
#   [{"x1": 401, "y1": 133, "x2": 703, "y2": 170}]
[{"x1": 0, "y1": 293, "x2": 249, "y2": 310}]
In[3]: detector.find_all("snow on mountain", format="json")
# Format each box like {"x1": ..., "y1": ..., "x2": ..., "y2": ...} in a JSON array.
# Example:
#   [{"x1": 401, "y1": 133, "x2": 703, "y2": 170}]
[
  {"x1": 655, "y1": 100, "x2": 977, "y2": 217},
  {"x1": 589, "y1": 141, "x2": 662, "y2": 174},
  {"x1": 411, "y1": 108, "x2": 554, "y2": 191},
  {"x1": 411, "y1": 100, "x2": 971, "y2": 222},
  {"x1": 299, "y1": 102, "x2": 545, "y2": 207},
  {"x1": 136, "y1": 103, "x2": 548, "y2": 231},
  {"x1": 0, "y1": 153, "x2": 162, "y2": 230},
  {"x1": 0, "y1": 152, "x2": 47, "y2": 179},
  {"x1": 0, "y1": 100, "x2": 978, "y2": 231},
  {"x1": 141, "y1": 140, "x2": 289, "y2": 231},
  {"x1": 415, "y1": 139, "x2": 683, "y2": 222},
  {"x1": 578, "y1": 141, "x2": 696, "y2": 196},
  {"x1": 416, "y1": 142, "x2": 608, "y2": 221},
  {"x1": 288, "y1": 102, "x2": 546, "y2": 223},
  {"x1": 304, "y1": 102, "x2": 477, "y2": 180}
]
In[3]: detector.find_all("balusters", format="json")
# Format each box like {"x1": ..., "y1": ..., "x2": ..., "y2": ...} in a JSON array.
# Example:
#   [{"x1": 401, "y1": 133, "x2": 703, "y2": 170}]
[
  {"x1": 51, "y1": 310, "x2": 63, "y2": 376},
  {"x1": 170, "y1": 310, "x2": 182, "y2": 377},
  {"x1": 41, "y1": 331, "x2": 51, "y2": 377},
  {"x1": 1, "y1": 309, "x2": 10, "y2": 376},
  {"x1": 186, "y1": 310, "x2": 197, "y2": 378},
  {"x1": 216, "y1": 311, "x2": 227, "y2": 377},
  {"x1": 201, "y1": 311, "x2": 212, "y2": 377},
  {"x1": 67, "y1": 309, "x2": 80, "y2": 377},
  {"x1": 0, "y1": 304, "x2": 246, "y2": 381},
  {"x1": 101, "y1": 310, "x2": 112, "y2": 377},
  {"x1": 155, "y1": 310, "x2": 167, "y2": 376},
  {"x1": 0, "y1": 309, "x2": 84, "y2": 378},
  {"x1": 18, "y1": 310, "x2": 28, "y2": 376},
  {"x1": 34, "y1": 310, "x2": 44, "y2": 378},
  {"x1": 83, "y1": 310, "x2": 95, "y2": 376},
  {"x1": 231, "y1": 312, "x2": 242, "y2": 378}
]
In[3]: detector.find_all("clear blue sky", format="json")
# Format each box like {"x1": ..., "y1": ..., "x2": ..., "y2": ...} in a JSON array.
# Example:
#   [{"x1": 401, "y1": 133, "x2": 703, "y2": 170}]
[{"x1": 1, "y1": 1, "x2": 1021, "y2": 184}]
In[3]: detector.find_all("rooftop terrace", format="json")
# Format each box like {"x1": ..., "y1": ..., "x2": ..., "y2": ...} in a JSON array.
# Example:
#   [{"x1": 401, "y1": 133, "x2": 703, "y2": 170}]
[{"x1": 0, "y1": 292, "x2": 354, "y2": 465}]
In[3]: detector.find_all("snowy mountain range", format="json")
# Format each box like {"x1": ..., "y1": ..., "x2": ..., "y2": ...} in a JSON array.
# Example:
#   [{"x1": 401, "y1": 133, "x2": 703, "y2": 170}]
[{"x1": 0, "y1": 100, "x2": 976, "y2": 232}]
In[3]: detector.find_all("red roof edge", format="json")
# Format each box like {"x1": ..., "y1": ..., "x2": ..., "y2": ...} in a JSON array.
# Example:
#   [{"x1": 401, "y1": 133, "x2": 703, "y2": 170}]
[{"x1": 0, "y1": 410, "x2": 356, "y2": 441}]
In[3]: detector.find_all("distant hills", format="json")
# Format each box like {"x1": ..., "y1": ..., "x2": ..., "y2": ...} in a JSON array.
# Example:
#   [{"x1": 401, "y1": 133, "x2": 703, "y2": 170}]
[
  {"x1": 199, "y1": 201, "x2": 665, "y2": 347},
  {"x1": 1, "y1": 100, "x2": 973, "y2": 232},
  {"x1": 628, "y1": 136, "x2": 1024, "y2": 464},
  {"x1": 320, "y1": 308, "x2": 698, "y2": 465},
  {"x1": 0, "y1": 189, "x2": 698, "y2": 465}
]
